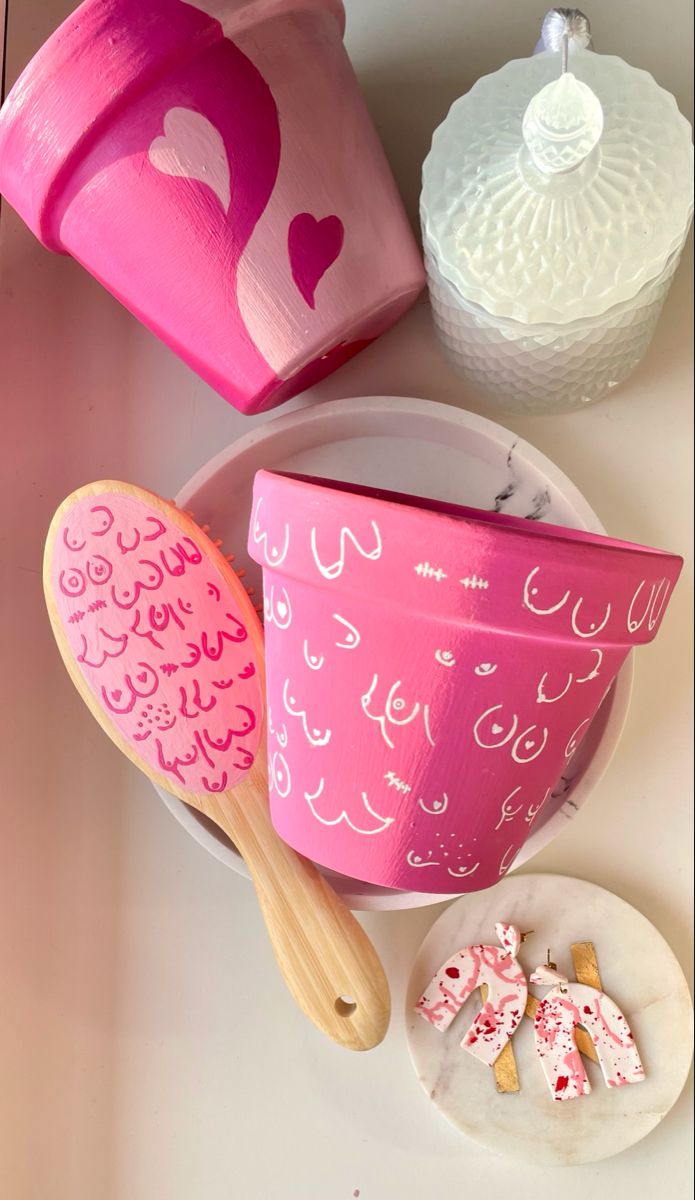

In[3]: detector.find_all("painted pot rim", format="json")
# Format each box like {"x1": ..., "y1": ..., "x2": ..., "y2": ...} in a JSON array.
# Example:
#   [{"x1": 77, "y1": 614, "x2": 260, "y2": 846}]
[
  {"x1": 0, "y1": 0, "x2": 346, "y2": 250},
  {"x1": 251, "y1": 470, "x2": 683, "y2": 646}
]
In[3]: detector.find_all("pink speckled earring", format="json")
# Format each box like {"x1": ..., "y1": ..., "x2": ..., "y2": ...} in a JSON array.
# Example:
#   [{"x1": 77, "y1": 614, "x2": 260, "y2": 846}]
[
  {"x1": 531, "y1": 953, "x2": 646, "y2": 1101},
  {"x1": 415, "y1": 922, "x2": 528, "y2": 1067}
]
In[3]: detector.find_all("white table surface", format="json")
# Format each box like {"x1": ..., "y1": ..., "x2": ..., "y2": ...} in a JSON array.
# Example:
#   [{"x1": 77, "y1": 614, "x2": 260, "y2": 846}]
[{"x1": 1, "y1": 2, "x2": 692, "y2": 1197}]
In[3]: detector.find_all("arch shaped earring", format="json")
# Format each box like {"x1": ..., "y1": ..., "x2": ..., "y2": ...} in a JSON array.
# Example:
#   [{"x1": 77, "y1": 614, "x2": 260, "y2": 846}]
[
  {"x1": 531, "y1": 954, "x2": 646, "y2": 1101},
  {"x1": 415, "y1": 923, "x2": 529, "y2": 1066}
]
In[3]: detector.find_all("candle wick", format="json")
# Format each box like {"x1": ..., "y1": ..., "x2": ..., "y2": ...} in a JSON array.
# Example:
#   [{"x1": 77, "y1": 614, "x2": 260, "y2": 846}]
[{"x1": 561, "y1": 31, "x2": 569, "y2": 74}]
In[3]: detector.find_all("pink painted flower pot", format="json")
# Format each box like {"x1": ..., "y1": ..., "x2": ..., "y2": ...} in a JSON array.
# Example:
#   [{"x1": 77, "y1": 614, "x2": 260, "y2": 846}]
[
  {"x1": 248, "y1": 470, "x2": 683, "y2": 893},
  {"x1": 0, "y1": 0, "x2": 424, "y2": 414}
]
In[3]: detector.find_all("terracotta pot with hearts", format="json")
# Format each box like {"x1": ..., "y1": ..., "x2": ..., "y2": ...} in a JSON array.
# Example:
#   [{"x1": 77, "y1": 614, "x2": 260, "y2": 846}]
[{"x1": 0, "y1": 0, "x2": 425, "y2": 413}]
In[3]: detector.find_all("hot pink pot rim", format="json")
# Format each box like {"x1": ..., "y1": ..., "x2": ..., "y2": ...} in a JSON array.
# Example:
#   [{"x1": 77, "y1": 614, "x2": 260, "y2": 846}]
[
  {"x1": 253, "y1": 470, "x2": 683, "y2": 646},
  {"x1": 0, "y1": 0, "x2": 346, "y2": 250}
]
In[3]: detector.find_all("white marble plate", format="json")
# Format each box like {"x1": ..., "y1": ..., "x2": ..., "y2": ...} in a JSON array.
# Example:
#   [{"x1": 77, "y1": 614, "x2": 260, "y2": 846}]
[
  {"x1": 406, "y1": 873, "x2": 694, "y2": 1165},
  {"x1": 157, "y1": 396, "x2": 633, "y2": 909}
]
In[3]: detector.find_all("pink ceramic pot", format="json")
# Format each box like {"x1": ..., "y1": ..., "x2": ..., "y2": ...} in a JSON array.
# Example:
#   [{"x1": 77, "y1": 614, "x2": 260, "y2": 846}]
[
  {"x1": 248, "y1": 470, "x2": 683, "y2": 893},
  {"x1": 0, "y1": 0, "x2": 424, "y2": 414}
]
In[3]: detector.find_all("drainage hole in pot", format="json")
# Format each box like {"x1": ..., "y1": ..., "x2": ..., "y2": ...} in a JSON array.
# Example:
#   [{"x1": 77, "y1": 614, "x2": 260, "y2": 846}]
[{"x1": 335, "y1": 995, "x2": 357, "y2": 1017}]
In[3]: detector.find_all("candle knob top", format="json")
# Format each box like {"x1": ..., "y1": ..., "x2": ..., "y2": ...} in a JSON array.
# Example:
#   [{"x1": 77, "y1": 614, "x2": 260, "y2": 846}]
[{"x1": 522, "y1": 71, "x2": 603, "y2": 174}]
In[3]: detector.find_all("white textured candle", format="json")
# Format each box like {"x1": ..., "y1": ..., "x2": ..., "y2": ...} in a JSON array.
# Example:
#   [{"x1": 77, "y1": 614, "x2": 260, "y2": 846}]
[{"x1": 421, "y1": 35, "x2": 693, "y2": 413}]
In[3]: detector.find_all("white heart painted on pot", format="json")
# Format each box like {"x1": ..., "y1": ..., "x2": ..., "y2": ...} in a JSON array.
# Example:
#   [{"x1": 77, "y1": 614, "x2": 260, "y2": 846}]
[
  {"x1": 276, "y1": 601, "x2": 288, "y2": 619},
  {"x1": 149, "y1": 107, "x2": 231, "y2": 214},
  {"x1": 524, "y1": 739, "x2": 535, "y2": 750},
  {"x1": 491, "y1": 723, "x2": 504, "y2": 735}
]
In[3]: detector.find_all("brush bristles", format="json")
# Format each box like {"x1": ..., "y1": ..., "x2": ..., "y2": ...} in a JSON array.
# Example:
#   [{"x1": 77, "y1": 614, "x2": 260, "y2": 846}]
[{"x1": 175, "y1": 501, "x2": 263, "y2": 622}]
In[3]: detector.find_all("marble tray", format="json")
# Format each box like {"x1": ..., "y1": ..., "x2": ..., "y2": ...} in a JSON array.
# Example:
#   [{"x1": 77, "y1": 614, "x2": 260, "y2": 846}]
[{"x1": 156, "y1": 396, "x2": 633, "y2": 909}]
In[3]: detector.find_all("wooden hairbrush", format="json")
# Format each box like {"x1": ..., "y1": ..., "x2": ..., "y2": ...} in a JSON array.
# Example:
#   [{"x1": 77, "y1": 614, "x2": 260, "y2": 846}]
[{"x1": 43, "y1": 481, "x2": 391, "y2": 1051}]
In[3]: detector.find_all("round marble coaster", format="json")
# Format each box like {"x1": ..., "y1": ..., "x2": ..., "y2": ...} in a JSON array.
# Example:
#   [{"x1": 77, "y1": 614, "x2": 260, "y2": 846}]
[{"x1": 406, "y1": 874, "x2": 693, "y2": 1166}]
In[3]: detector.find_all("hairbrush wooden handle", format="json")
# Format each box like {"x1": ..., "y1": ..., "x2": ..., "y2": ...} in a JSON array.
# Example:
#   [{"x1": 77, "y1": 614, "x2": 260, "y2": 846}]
[{"x1": 200, "y1": 749, "x2": 391, "y2": 1051}]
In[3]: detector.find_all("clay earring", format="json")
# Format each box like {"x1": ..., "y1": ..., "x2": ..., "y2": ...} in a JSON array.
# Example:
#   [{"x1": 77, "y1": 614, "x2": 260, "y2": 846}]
[
  {"x1": 531, "y1": 951, "x2": 646, "y2": 1101},
  {"x1": 415, "y1": 922, "x2": 530, "y2": 1066}
]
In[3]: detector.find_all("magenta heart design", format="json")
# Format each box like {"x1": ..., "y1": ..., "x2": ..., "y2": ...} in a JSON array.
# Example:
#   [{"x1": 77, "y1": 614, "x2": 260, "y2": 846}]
[{"x1": 288, "y1": 212, "x2": 344, "y2": 309}]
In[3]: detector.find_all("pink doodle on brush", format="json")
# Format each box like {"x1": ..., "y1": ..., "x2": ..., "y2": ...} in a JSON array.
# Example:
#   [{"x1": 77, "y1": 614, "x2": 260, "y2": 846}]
[
  {"x1": 530, "y1": 964, "x2": 645, "y2": 1101},
  {"x1": 415, "y1": 923, "x2": 527, "y2": 1066},
  {"x1": 52, "y1": 492, "x2": 263, "y2": 794}
]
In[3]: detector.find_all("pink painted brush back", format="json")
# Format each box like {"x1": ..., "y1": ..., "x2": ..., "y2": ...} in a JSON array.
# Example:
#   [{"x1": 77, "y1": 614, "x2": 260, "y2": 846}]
[
  {"x1": 48, "y1": 489, "x2": 263, "y2": 797},
  {"x1": 248, "y1": 471, "x2": 682, "y2": 893},
  {"x1": 0, "y1": 0, "x2": 425, "y2": 413}
]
